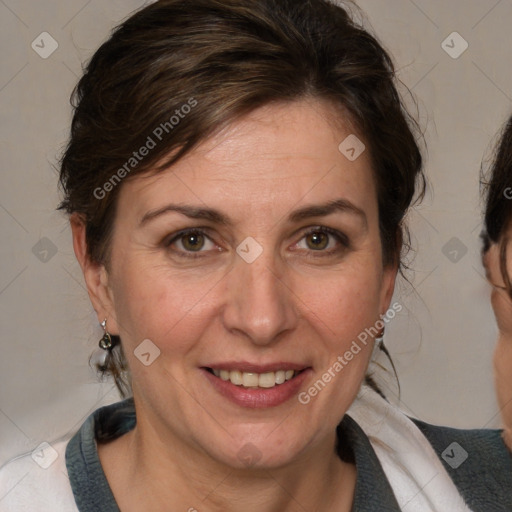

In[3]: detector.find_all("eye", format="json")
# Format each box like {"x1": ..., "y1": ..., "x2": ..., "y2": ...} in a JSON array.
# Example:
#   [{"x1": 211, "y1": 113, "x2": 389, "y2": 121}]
[
  {"x1": 166, "y1": 229, "x2": 217, "y2": 256},
  {"x1": 293, "y1": 227, "x2": 348, "y2": 254}
]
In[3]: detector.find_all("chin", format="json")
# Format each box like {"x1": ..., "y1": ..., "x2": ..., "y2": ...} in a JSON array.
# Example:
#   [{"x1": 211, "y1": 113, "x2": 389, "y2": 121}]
[{"x1": 201, "y1": 427, "x2": 312, "y2": 470}]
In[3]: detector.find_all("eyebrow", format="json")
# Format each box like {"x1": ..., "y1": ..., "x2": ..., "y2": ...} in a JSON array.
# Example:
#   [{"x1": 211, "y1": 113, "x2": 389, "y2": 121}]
[
  {"x1": 288, "y1": 199, "x2": 367, "y2": 228},
  {"x1": 139, "y1": 198, "x2": 367, "y2": 228}
]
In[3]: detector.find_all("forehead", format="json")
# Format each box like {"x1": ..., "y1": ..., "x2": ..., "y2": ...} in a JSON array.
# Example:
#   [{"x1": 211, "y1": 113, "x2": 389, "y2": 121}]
[{"x1": 120, "y1": 99, "x2": 377, "y2": 219}]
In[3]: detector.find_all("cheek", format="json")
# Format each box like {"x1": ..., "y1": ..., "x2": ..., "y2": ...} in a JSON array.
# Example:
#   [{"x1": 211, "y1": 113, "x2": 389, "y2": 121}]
[
  {"x1": 484, "y1": 245, "x2": 502, "y2": 285},
  {"x1": 491, "y1": 288, "x2": 512, "y2": 334},
  {"x1": 111, "y1": 262, "x2": 220, "y2": 353},
  {"x1": 296, "y1": 263, "x2": 384, "y2": 341}
]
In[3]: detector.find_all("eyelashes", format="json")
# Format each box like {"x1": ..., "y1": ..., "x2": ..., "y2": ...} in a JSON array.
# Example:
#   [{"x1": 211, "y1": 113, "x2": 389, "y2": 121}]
[
  {"x1": 294, "y1": 226, "x2": 349, "y2": 254},
  {"x1": 167, "y1": 229, "x2": 215, "y2": 255},
  {"x1": 164, "y1": 226, "x2": 350, "y2": 260}
]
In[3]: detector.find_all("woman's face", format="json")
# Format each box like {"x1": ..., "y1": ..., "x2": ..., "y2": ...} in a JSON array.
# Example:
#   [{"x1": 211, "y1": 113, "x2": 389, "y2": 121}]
[{"x1": 92, "y1": 99, "x2": 396, "y2": 468}]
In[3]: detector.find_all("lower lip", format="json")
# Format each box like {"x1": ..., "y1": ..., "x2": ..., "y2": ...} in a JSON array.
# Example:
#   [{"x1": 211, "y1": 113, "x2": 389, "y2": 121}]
[{"x1": 202, "y1": 368, "x2": 312, "y2": 408}]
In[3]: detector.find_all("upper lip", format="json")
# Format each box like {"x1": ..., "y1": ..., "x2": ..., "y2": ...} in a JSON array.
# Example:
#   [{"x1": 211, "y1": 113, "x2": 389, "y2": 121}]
[{"x1": 203, "y1": 362, "x2": 310, "y2": 373}]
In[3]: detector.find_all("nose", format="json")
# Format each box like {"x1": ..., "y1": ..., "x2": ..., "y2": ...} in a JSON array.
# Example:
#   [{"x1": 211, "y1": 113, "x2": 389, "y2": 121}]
[{"x1": 221, "y1": 251, "x2": 299, "y2": 346}]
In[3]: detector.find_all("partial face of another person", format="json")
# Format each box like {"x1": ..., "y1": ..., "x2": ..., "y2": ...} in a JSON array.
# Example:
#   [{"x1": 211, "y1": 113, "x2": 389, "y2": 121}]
[
  {"x1": 484, "y1": 237, "x2": 512, "y2": 334},
  {"x1": 88, "y1": 100, "x2": 397, "y2": 468},
  {"x1": 484, "y1": 232, "x2": 512, "y2": 450}
]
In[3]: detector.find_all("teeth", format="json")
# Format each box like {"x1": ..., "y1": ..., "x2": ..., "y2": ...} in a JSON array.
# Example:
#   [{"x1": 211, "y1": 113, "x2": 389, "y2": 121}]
[
  {"x1": 211, "y1": 368, "x2": 299, "y2": 388},
  {"x1": 230, "y1": 370, "x2": 243, "y2": 386},
  {"x1": 275, "y1": 370, "x2": 286, "y2": 385},
  {"x1": 258, "y1": 372, "x2": 275, "y2": 388}
]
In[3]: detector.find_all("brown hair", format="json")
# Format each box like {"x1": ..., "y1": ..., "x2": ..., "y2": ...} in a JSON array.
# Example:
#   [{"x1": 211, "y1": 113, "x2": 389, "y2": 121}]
[
  {"x1": 482, "y1": 114, "x2": 512, "y2": 295},
  {"x1": 58, "y1": 0, "x2": 424, "y2": 396}
]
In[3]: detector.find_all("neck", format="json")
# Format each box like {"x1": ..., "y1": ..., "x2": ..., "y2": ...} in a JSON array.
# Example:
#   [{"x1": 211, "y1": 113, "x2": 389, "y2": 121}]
[{"x1": 99, "y1": 412, "x2": 356, "y2": 511}]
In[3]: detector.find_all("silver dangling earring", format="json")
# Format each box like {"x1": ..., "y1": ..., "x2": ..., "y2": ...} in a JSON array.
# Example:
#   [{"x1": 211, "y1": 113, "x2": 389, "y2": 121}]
[
  {"x1": 375, "y1": 326, "x2": 385, "y2": 348},
  {"x1": 99, "y1": 318, "x2": 113, "y2": 350}
]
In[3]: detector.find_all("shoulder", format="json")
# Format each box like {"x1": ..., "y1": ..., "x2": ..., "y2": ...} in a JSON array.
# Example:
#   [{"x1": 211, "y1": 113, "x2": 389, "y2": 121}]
[
  {"x1": 413, "y1": 419, "x2": 512, "y2": 511},
  {"x1": 0, "y1": 439, "x2": 78, "y2": 511},
  {"x1": 64, "y1": 398, "x2": 135, "y2": 512}
]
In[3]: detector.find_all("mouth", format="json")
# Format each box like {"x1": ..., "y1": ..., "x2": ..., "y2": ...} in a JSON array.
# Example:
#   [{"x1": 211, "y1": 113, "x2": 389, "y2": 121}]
[
  {"x1": 204, "y1": 367, "x2": 306, "y2": 389},
  {"x1": 201, "y1": 364, "x2": 311, "y2": 408}
]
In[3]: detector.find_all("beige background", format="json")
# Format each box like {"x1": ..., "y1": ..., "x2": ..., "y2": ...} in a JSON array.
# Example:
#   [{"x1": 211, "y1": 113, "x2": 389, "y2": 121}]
[{"x1": 1, "y1": 0, "x2": 511, "y2": 466}]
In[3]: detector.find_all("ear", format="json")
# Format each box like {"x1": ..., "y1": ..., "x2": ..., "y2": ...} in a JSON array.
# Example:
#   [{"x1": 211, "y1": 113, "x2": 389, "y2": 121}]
[
  {"x1": 379, "y1": 262, "x2": 398, "y2": 315},
  {"x1": 70, "y1": 214, "x2": 119, "y2": 335}
]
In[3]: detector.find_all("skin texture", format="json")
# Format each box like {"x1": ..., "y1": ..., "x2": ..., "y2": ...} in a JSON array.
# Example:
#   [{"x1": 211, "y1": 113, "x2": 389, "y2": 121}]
[
  {"x1": 483, "y1": 238, "x2": 512, "y2": 452},
  {"x1": 71, "y1": 99, "x2": 397, "y2": 511}
]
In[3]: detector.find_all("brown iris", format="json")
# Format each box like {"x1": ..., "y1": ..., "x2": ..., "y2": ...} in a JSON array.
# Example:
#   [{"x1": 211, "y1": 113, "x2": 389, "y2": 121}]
[
  {"x1": 181, "y1": 232, "x2": 205, "y2": 251},
  {"x1": 305, "y1": 231, "x2": 329, "y2": 250}
]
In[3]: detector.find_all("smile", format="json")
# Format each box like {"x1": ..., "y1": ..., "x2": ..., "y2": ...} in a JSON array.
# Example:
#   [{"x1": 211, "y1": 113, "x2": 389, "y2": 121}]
[
  {"x1": 208, "y1": 369, "x2": 300, "y2": 388},
  {"x1": 203, "y1": 365, "x2": 311, "y2": 408}
]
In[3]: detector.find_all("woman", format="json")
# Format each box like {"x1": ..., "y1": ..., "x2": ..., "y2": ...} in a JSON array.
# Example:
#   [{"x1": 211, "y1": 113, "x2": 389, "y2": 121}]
[
  {"x1": 1, "y1": 0, "x2": 510, "y2": 510},
  {"x1": 482, "y1": 115, "x2": 512, "y2": 453}
]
